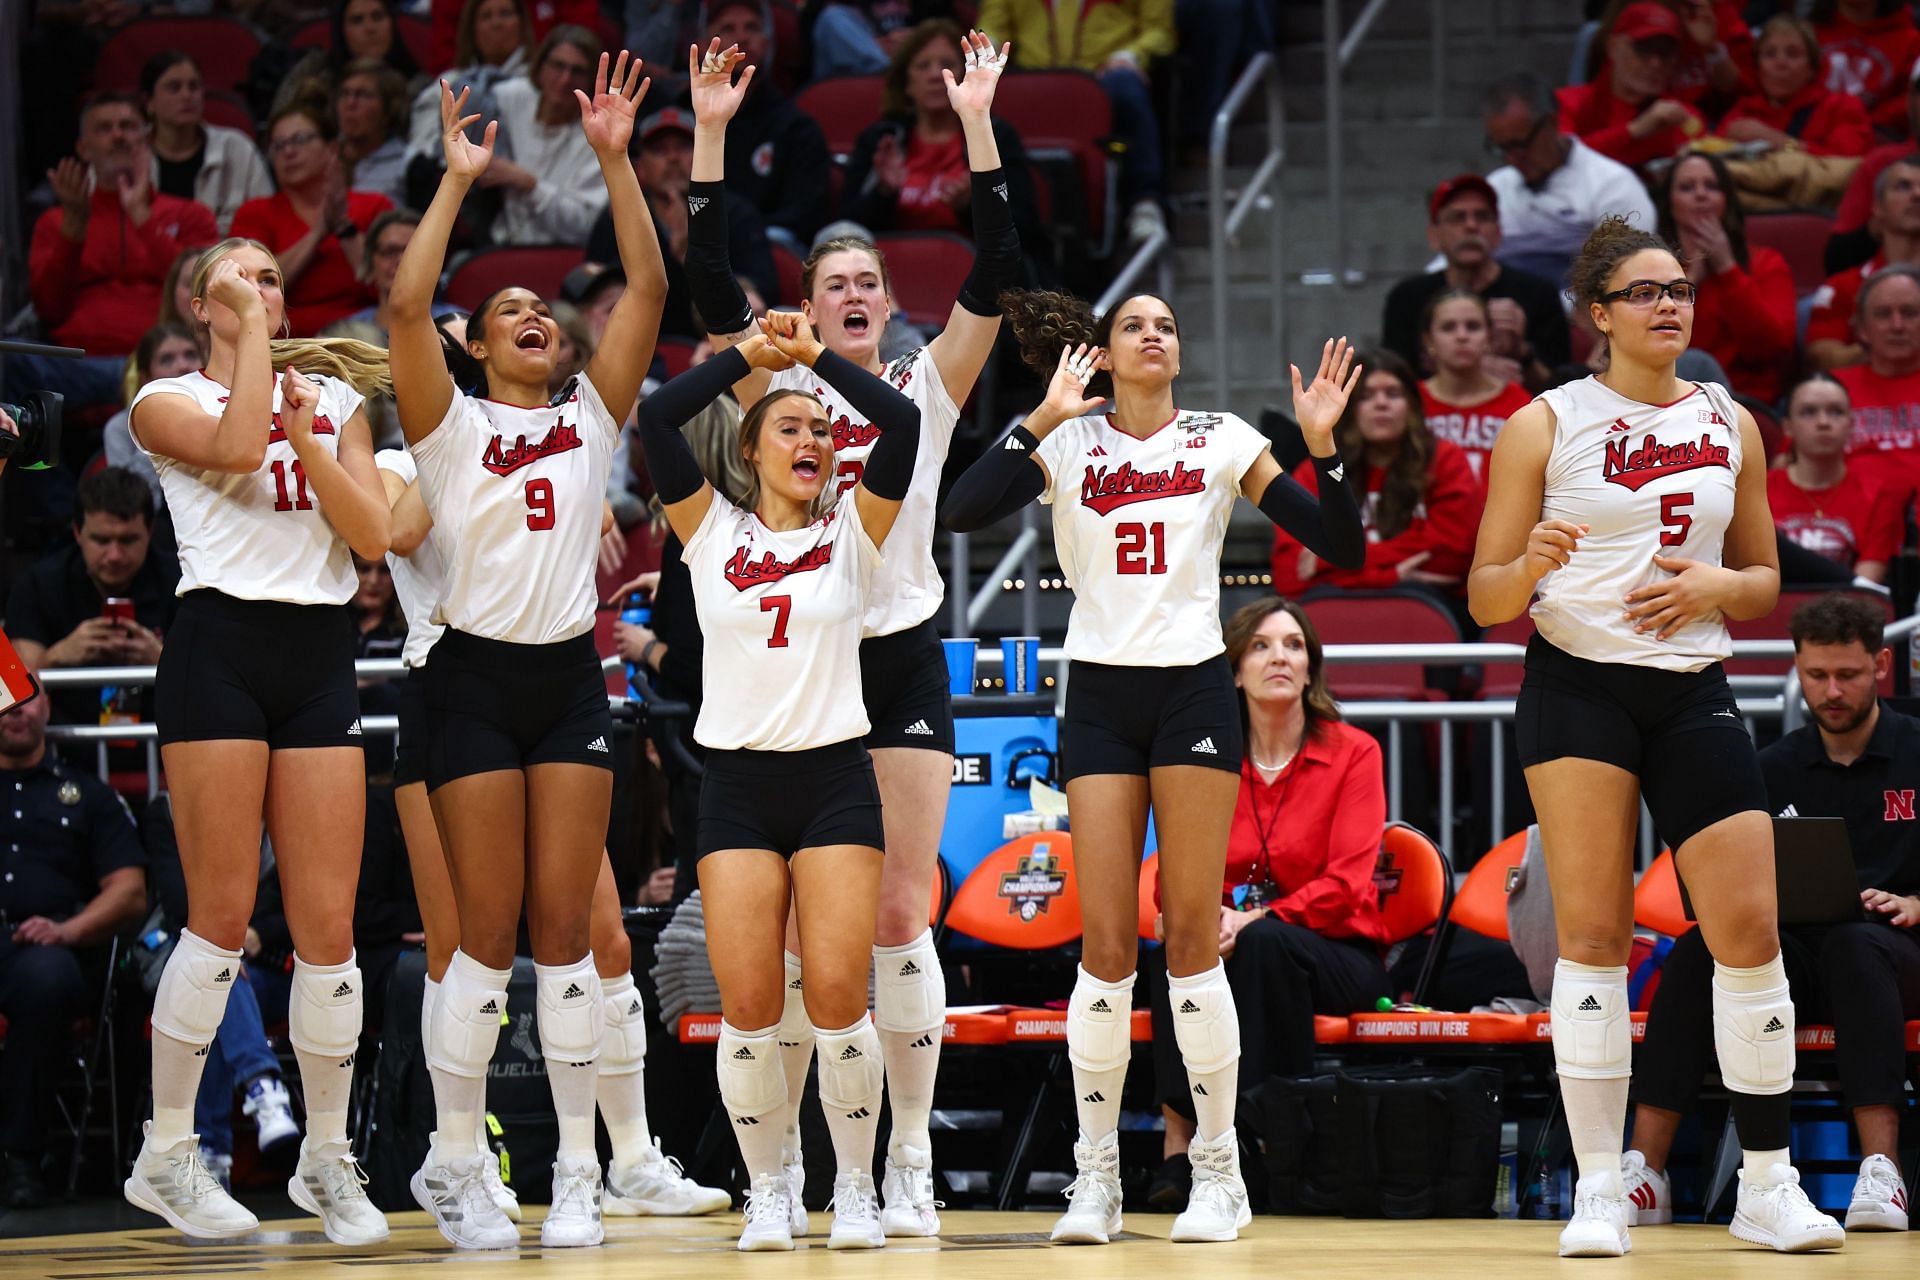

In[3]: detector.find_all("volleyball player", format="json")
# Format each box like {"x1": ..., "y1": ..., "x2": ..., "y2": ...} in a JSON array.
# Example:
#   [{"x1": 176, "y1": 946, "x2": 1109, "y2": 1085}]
[
  {"x1": 1468, "y1": 216, "x2": 1844, "y2": 1257},
  {"x1": 124, "y1": 240, "x2": 394, "y2": 1244},
  {"x1": 682, "y1": 32, "x2": 1023, "y2": 1235},
  {"x1": 943, "y1": 304, "x2": 1366, "y2": 1244},
  {"x1": 385, "y1": 59, "x2": 666, "y2": 1249},
  {"x1": 638, "y1": 310, "x2": 921, "y2": 1251}
]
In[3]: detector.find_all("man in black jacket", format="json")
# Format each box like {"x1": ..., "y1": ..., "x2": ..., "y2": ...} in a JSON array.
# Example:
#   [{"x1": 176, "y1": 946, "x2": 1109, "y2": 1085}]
[{"x1": 697, "y1": 0, "x2": 831, "y2": 246}]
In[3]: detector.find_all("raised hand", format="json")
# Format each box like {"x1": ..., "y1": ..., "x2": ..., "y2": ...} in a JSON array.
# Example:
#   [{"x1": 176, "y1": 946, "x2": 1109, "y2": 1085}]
[
  {"x1": 116, "y1": 167, "x2": 153, "y2": 226},
  {"x1": 48, "y1": 157, "x2": 90, "y2": 224},
  {"x1": 872, "y1": 132, "x2": 906, "y2": 194},
  {"x1": 203, "y1": 256, "x2": 264, "y2": 319},
  {"x1": 944, "y1": 29, "x2": 1010, "y2": 118},
  {"x1": 279, "y1": 367, "x2": 319, "y2": 437},
  {"x1": 759, "y1": 309, "x2": 824, "y2": 364},
  {"x1": 1040, "y1": 343, "x2": 1107, "y2": 421},
  {"x1": 1291, "y1": 336, "x2": 1361, "y2": 453},
  {"x1": 438, "y1": 80, "x2": 498, "y2": 182},
  {"x1": 576, "y1": 50, "x2": 651, "y2": 158},
  {"x1": 689, "y1": 40, "x2": 754, "y2": 127}
]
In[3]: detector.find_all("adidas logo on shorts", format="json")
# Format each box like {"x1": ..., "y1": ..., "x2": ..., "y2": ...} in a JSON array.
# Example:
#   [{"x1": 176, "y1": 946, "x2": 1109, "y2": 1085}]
[
  {"x1": 1179, "y1": 999, "x2": 1200, "y2": 1014},
  {"x1": 910, "y1": 1033, "x2": 935, "y2": 1049},
  {"x1": 904, "y1": 720, "x2": 934, "y2": 736},
  {"x1": 1762, "y1": 1016, "x2": 1786, "y2": 1034},
  {"x1": 587, "y1": 736, "x2": 610, "y2": 753},
  {"x1": 899, "y1": 960, "x2": 922, "y2": 976},
  {"x1": 1191, "y1": 737, "x2": 1218, "y2": 755},
  {"x1": 563, "y1": 982, "x2": 585, "y2": 1000},
  {"x1": 1088, "y1": 998, "x2": 1111, "y2": 1013},
  {"x1": 480, "y1": 999, "x2": 499, "y2": 1014},
  {"x1": 332, "y1": 981, "x2": 354, "y2": 998},
  {"x1": 733, "y1": 1046, "x2": 757, "y2": 1060},
  {"x1": 1578, "y1": 995, "x2": 1603, "y2": 1012},
  {"x1": 839, "y1": 1045, "x2": 863, "y2": 1061},
  {"x1": 347, "y1": 720, "x2": 363, "y2": 736}
]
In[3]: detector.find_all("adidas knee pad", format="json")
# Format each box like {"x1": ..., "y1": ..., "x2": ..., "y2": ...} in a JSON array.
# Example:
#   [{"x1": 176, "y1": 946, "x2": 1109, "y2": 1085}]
[
  {"x1": 813, "y1": 1018, "x2": 884, "y2": 1115},
  {"x1": 535, "y1": 957, "x2": 605, "y2": 1067},
  {"x1": 873, "y1": 929, "x2": 944, "y2": 1034},
  {"x1": 1713, "y1": 959, "x2": 1795, "y2": 1096},
  {"x1": 289, "y1": 952, "x2": 364, "y2": 1058},
  {"x1": 427, "y1": 949, "x2": 511, "y2": 1080},
  {"x1": 1066, "y1": 966, "x2": 1135, "y2": 1075},
  {"x1": 778, "y1": 952, "x2": 814, "y2": 1050},
  {"x1": 1169, "y1": 963, "x2": 1241, "y2": 1075},
  {"x1": 717, "y1": 1021, "x2": 787, "y2": 1120},
  {"x1": 600, "y1": 972, "x2": 648, "y2": 1075},
  {"x1": 151, "y1": 928, "x2": 243, "y2": 1047},
  {"x1": 1550, "y1": 959, "x2": 1632, "y2": 1081}
]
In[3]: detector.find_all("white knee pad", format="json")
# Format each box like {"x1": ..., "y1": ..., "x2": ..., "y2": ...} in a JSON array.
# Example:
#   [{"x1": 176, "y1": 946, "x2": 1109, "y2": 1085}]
[
  {"x1": 427, "y1": 949, "x2": 511, "y2": 1080},
  {"x1": 1169, "y1": 963, "x2": 1241, "y2": 1075},
  {"x1": 873, "y1": 929, "x2": 945, "y2": 1034},
  {"x1": 289, "y1": 952, "x2": 364, "y2": 1058},
  {"x1": 151, "y1": 928, "x2": 243, "y2": 1047},
  {"x1": 1713, "y1": 960, "x2": 1795, "y2": 1096},
  {"x1": 717, "y1": 1022, "x2": 788, "y2": 1120},
  {"x1": 1066, "y1": 966, "x2": 1135, "y2": 1075},
  {"x1": 813, "y1": 1018, "x2": 884, "y2": 1115},
  {"x1": 1550, "y1": 959, "x2": 1632, "y2": 1081},
  {"x1": 778, "y1": 952, "x2": 814, "y2": 1050},
  {"x1": 600, "y1": 972, "x2": 648, "y2": 1075},
  {"x1": 535, "y1": 957, "x2": 605, "y2": 1067}
]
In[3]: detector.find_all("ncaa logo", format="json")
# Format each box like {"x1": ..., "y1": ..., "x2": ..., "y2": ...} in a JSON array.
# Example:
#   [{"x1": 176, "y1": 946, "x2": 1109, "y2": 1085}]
[{"x1": 998, "y1": 847, "x2": 1066, "y2": 921}]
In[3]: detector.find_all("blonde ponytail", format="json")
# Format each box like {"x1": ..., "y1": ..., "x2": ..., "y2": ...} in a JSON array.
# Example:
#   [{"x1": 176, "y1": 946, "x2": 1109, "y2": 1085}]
[{"x1": 268, "y1": 337, "x2": 393, "y2": 399}]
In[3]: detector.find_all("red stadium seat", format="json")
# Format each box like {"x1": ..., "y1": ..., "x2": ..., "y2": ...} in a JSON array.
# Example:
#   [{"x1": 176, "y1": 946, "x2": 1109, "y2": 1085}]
[
  {"x1": 200, "y1": 89, "x2": 256, "y2": 138},
  {"x1": 1449, "y1": 829, "x2": 1530, "y2": 943},
  {"x1": 874, "y1": 232, "x2": 972, "y2": 327},
  {"x1": 993, "y1": 70, "x2": 1114, "y2": 252},
  {"x1": 95, "y1": 16, "x2": 264, "y2": 92},
  {"x1": 1746, "y1": 210, "x2": 1835, "y2": 297},
  {"x1": 1137, "y1": 850, "x2": 1160, "y2": 941},
  {"x1": 1376, "y1": 822, "x2": 1451, "y2": 945},
  {"x1": 794, "y1": 75, "x2": 885, "y2": 161},
  {"x1": 655, "y1": 337, "x2": 698, "y2": 379},
  {"x1": 943, "y1": 832, "x2": 1082, "y2": 949},
  {"x1": 443, "y1": 244, "x2": 585, "y2": 312},
  {"x1": 771, "y1": 240, "x2": 804, "y2": 308},
  {"x1": 289, "y1": 18, "x2": 328, "y2": 48},
  {"x1": 1634, "y1": 849, "x2": 1693, "y2": 939},
  {"x1": 1302, "y1": 591, "x2": 1460, "y2": 701}
]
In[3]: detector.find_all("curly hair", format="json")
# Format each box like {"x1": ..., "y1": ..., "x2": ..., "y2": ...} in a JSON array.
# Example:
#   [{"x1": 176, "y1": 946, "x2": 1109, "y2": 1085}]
[
  {"x1": 1000, "y1": 289, "x2": 1178, "y2": 399},
  {"x1": 1336, "y1": 348, "x2": 1432, "y2": 541},
  {"x1": 1570, "y1": 215, "x2": 1676, "y2": 312}
]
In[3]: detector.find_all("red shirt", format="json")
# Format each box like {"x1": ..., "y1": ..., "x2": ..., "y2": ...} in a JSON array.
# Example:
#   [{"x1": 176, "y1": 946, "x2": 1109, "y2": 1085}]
[
  {"x1": 430, "y1": 0, "x2": 601, "y2": 72},
  {"x1": 1690, "y1": 246, "x2": 1797, "y2": 404},
  {"x1": 228, "y1": 190, "x2": 390, "y2": 337},
  {"x1": 1270, "y1": 438, "x2": 1485, "y2": 595},
  {"x1": 1417, "y1": 381, "x2": 1531, "y2": 486},
  {"x1": 1768, "y1": 467, "x2": 1900, "y2": 571},
  {"x1": 1718, "y1": 83, "x2": 1873, "y2": 157},
  {"x1": 894, "y1": 131, "x2": 965, "y2": 232},
  {"x1": 1667, "y1": 1, "x2": 1756, "y2": 106},
  {"x1": 28, "y1": 188, "x2": 219, "y2": 356},
  {"x1": 1832, "y1": 361, "x2": 1920, "y2": 505},
  {"x1": 1223, "y1": 721, "x2": 1389, "y2": 944},
  {"x1": 1837, "y1": 142, "x2": 1913, "y2": 233},
  {"x1": 1818, "y1": 12, "x2": 1920, "y2": 133},
  {"x1": 1807, "y1": 253, "x2": 1883, "y2": 350},
  {"x1": 1556, "y1": 80, "x2": 1705, "y2": 169}
]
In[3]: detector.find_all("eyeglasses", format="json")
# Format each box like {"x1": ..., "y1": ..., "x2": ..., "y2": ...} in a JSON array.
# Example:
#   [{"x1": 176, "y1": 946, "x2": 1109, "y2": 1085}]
[
  {"x1": 1484, "y1": 114, "x2": 1548, "y2": 157},
  {"x1": 269, "y1": 131, "x2": 321, "y2": 155},
  {"x1": 1599, "y1": 279, "x2": 1698, "y2": 307}
]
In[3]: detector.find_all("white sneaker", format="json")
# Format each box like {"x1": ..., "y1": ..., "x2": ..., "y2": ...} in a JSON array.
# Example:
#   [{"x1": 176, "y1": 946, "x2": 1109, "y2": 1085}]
[
  {"x1": 540, "y1": 1156, "x2": 604, "y2": 1248},
  {"x1": 879, "y1": 1145, "x2": 941, "y2": 1237},
  {"x1": 1621, "y1": 1150, "x2": 1671, "y2": 1226},
  {"x1": 1049, "y1": 1131, "x2": 1123, "y2": 1245},
  {"x1": 123, "y1": 1123, "x2": 258, "y2": 1239},
  {"x1": 1846, "y1": 1154, "x2": 1909, "y2": 1231},
  {"x1": 1559, "y1": 1169, "x2": 1631, "y2": 1258},
  {"x1": 1126, "y1": 199, "x2": 1167, "y2": 244},
  {"x1": 242, "y1": 1076, "x2": 301, "y2": 1157},
  {"x1": 287, "y1": 1140, "x2": 389, "y2": 1246},
  {"x1": 1171, "y1": 1128, "x2": 1251, "y2": 1243},
  {"x1": 605, "y1": 1140, "x2": 731, "y2": 1216},
  {"x1": 1732, "y1": 1162, "x2": 1845, "y2": 1252},
  {"x1": 827, "y1": 1170, "x2": 885, "y2": 1250},
  {"x1": 411, "y1": 1150, "x2": 521, "y2": 1250},
  {"x1": 738, "y1": 1171, "x2": 796, "y2": 1252},
  {"x1": 197, "y1": 1146, "x2": 233, "y2": 1193},
  {"x1": 783, "y1": 1150, "x2": 809, "y2": 1237},
  {"x1": 479, "y1": 1141, "x2": 522, "y2": 1221}
]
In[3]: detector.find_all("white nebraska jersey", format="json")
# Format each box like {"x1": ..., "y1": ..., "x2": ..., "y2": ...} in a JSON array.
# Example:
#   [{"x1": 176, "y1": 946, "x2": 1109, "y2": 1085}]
[
  {"x1": 410, "y1": 376, "x2": 616, "y2": 644},
  {"x1": 767, "y1": 346, "x2": 957, "y2": 638},
  {"x1": 374, "y1": 449, "x2": 447, "y2": 668},
  {"x1": 1035, "y1": 409, "x2": 1270, "y2": 665},
  {"x1": 130, "y1": 369, "x2": 363, "y2": 606},
  {"x1": 1531, "y1": 376, "x2": 1743, "y2": 672},
  {"x1": 684, "y1": 493, "x2": 881, "y2": 751}
]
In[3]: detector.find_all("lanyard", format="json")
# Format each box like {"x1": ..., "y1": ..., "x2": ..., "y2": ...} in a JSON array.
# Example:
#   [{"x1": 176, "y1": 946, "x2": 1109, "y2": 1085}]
[{"x1": 1237, "y1": 755, "x2": 1298, "y2": 908}]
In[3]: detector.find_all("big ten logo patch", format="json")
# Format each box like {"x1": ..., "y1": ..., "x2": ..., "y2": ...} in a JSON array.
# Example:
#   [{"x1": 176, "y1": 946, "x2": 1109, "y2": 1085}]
[
  {"x1": 952, "y1": 752, "x2": 991, "y2": 785},
  {"x1": 998, "y1": 846, "x2": 1066, "y2": 921}
]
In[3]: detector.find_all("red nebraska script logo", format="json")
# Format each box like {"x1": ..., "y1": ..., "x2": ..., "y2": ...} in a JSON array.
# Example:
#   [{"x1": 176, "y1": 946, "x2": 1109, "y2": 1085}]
[
  {"x1": 482, "y1": 421, "x2": 582, "y2": 476},
  {"x1": 724, "y1": 541, "x2": 834, "y2": 590},
  {"x1": 831, "y1": 413, "x2": 880, "y2": 450},
  {"x1": 266, "y1": 413, "x2": 336, "y2": 444},
  {"x1": 1080, "y1": 461, "x2": 1206, "y2": 515},
  {"x1": 1602, "y1": 433, "x2": 1730, "y2": 492}
]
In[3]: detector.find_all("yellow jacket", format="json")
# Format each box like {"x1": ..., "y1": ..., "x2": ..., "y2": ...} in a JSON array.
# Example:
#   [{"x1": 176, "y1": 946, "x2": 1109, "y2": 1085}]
[{"x1": 979, "y1": 0, "x2": 1176, "y2": 73}]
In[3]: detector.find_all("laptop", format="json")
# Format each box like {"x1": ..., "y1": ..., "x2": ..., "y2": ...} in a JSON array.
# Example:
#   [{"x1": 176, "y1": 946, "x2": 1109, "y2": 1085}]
[{"x1": 1677, "y1": 817, "x2": 1864, "y2": 926}]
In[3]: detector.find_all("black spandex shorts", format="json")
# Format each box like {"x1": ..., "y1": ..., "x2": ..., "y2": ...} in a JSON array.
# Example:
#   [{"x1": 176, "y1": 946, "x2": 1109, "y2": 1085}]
[
  {"x1": 393, "y1": 664, "x2": 429, "y2": 787},
  {"x1": 156, "y1": 590, "x2": 361, "y2": 749},
  {"x1": 859, "y1": 619, "x2": 954, "y2": 753},
  {"x1": 1060, "y1": 655, "x2": 1243, "y2": 782},
  {"x1": 422, "y1": 629, "x2": 614, "y2": 790},
  {"x1": 1515, "y1": 634, "x2": 1768, "y2": 850},
  {"x1": 697, "y1": 738, "x2": 885, "y2": 858}
]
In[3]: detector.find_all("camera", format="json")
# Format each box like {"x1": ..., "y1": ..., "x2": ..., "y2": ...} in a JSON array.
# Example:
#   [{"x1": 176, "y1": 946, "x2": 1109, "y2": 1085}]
[{"x1": 0, "y1": 390, "x2": 63, "y2": 471}]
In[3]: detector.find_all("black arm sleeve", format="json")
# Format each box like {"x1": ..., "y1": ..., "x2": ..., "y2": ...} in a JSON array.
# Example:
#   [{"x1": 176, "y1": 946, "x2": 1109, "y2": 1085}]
[
  {"x1": 637, "y1": 347, "x2": 750, "y2": 504},
  {"x1": 814, "y1": 349, "x2": 919, "y2": 501},
  {"x1": 941, "y1": 426, "x2": 1046, "y2": 530},
  {"x1": 957, "y1": 165, "x2": 1023, "y2": 317},
  {"x1": 684, "y1": 180, "x2": 754, "y2": 335},
  {"x1": 1257, "y1": 452, "x2": 1365, "y2": 570}
]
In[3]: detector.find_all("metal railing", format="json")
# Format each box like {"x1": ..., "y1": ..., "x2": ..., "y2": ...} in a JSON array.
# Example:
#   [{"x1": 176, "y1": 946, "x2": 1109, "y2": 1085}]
[{"x1": 1207, "y1": 51, "x2": 1286, "y2": 409}]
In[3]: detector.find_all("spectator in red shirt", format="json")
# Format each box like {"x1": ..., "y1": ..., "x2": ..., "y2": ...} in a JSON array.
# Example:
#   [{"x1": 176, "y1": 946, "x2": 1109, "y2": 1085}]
[
  {"x1": 1770, "y1": 372, "x2": 1901, "y2": 584},
  {"x1": 1832, "y1": 264, "x2": 1920, "y2": 502},
  {"x1": 1271, "y1": 350, "x2": 1485, "y2": 602},
  {"x1": 1719, "y1": 16, "x2": 1873, "y2": 158},
  {"x1": 1557, "y1": 3, "x2": 1707, "y2": 170},
  {"x1": 1815, "y1": 0, "x2": 1920, "y2": 136},
  {"x1": 1664, "y1": 0, "x2": 1756, "y2": 109},
  {"x1": 230, "y1": 102, "x2": 393, "y2": 337},
  {"x1": 1809, "y1": 155, "x2": 1920, "y2": 368},
  {"x1": 1417, "y1": 289, "x2": 1531, "y2": 488},
  {"x1": 1144, "y1": 597, "x2": 1389, "y2": 1205},
  {"x1": 1653, "y1": 150, "x2": 1796, "y2": 404},
  {"x1": 14, "y1": 93, "x2": 220, "y2": 413}
]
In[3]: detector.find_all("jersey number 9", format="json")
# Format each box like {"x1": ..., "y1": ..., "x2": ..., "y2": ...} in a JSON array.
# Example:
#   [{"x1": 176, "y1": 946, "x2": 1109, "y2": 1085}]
[{"x1": 526, "y1": 478, "x2": 555, "y2": 531}]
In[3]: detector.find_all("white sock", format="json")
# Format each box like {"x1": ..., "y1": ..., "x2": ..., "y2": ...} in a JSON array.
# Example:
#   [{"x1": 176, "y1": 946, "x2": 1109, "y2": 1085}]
[
  {"x1": 431, "y1": 1071, "x2": 486, "y2": 1162},
  {"x1": 814, "y1": 1019, "x2": 883, "y2": 1178},
  {"x1": 150, "y1": 1030, "x2": 208, "y2": 1149},
  {"x1": 777, "y1": 951, "x2": 813, "y2": 1164},
  {"x1": 598, "y1": 973, "x2": 652, "y2": 1162},
  {"x1": 718, "y1": 1023, "x2": 789, "y2": 1180},
  {"x1": 879, "y1": 1028, "x2": 938, "y2": 1160},
  {"x1": 548, "y1": 1053, "x2": 599, "y2": 1163},
  {"x1": 1187, "y1": 1059, "x2": 1237, "y2": 1145},
  {"x1": 1565, "y1": 1075, "x2": 1632, "y2": 1183},
  {"x1": 1067, "y1": 968, "x2": 1134, "y2": 1144}
]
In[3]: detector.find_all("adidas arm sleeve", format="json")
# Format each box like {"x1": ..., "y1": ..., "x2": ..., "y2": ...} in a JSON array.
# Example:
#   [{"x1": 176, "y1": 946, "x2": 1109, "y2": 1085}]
[
  {"x1": 637, "y1": 347, "x2": 749, "y2": 504},
  {"x1": 957, "y1": 167, "x2": 1022, "y2": 318},
  {"x1": 1258, "y1": 452, "x2": 1365, "y2": 569},
  {"x1": 684, "y1": 180, "x2": 754, "y2": 336},
  {"x1": 941, "y1": 426, "x2": 1046, "y2": 530}
]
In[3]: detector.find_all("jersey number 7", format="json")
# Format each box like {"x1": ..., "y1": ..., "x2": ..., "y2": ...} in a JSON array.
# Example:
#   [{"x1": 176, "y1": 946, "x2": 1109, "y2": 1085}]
[{"x1": 761, "y1": 595, "x2": 792, "y2": 648}]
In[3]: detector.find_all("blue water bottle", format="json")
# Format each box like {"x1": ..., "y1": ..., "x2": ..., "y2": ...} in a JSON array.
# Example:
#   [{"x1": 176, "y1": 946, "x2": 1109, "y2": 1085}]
[{"x1": 620, "y1": 590, "x2": 652, "y2": 691}]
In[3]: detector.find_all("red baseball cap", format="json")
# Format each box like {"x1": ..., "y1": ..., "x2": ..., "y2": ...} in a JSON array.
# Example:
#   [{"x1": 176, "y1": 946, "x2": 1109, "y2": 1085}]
[
  {"x1": 1429, "y1": 174, "x2": 1498, "y2": 222},
  {"x1": 1613, "y1": 2, "x2": 1683, "y2": 43}
]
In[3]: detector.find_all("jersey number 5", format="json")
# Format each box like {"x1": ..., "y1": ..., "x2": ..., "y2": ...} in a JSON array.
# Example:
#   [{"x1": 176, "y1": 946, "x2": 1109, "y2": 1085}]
[
  {"x1": 1659, "y1": 492, "x2": 1692, "y2": 547},
  {"x1": 761, "y1": 595, "x2": 792, "y2": 648},
  {"x1": 526, "y1": 478, "x2": 555, "y2": 531},
  {"x1": 1116, "y1": 522, "x2": 1167, "y2": 574}
]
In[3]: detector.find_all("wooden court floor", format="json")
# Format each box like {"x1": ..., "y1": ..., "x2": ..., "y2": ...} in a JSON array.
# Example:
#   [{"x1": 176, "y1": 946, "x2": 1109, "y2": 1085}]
[{"x1": 3, "y1": 1210, "x2": 1916, "y2": 1279}]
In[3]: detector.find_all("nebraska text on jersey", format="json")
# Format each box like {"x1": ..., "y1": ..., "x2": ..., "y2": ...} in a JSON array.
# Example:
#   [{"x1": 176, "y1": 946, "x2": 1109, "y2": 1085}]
[
  {"x1": 1601, "y1": 432, "x2": 1732, "y2": 492},
  {"x1": 1079, "y1": 459, "x2": 1207, "y2": 514},
  {"x1": 482, "y1": 419, "x2": 583, "y2": 476},
  {"x1": 723, "y1": 538, "x2": 836, "y2": 590},
  {"x1": 266, "y1": 413, "x2": 336, "y2": 443}
]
